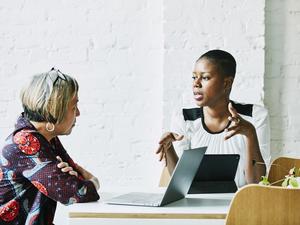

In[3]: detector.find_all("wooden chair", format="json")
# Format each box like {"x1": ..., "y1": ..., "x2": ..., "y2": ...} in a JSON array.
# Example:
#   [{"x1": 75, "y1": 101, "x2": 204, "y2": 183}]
[
  {"x1": 267, "y1": 156, "x2": 300, "y2": 186},
  {"x1": 158, "y1": 167, "x2": 170, "y2": 187},
  {"x1": 226, "y1": 184, "x2": 300, "y2": 225}
]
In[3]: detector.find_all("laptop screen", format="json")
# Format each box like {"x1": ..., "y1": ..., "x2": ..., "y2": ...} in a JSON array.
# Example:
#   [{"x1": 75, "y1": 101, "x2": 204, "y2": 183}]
[{"x1": 188, "y1": 154, "x2": 240, "y2": 194}]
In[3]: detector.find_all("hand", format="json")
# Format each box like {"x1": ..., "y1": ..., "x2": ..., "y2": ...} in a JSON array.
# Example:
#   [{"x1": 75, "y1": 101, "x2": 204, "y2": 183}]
[
  {"x1": 75, "y1": 164, "x2": 100, "y2": 190},
  {"x1": 225, "y1": 102, "x2": 255, "y2": 140},
  {"x1": 56, "y1": 156, "x2": 78, "y2": 177},
  {"x1": 155, "y1": 132, "x2": 184, "y2": 164}
]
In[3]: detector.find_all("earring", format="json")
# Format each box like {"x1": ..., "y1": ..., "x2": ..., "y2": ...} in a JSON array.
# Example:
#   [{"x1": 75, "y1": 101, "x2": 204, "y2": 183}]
[{"x1": 46, "y1": 122, "x2": 55, "y2": 132}]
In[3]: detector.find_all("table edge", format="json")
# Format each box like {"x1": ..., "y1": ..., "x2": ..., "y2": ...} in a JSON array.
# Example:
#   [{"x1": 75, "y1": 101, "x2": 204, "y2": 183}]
[{"x1": 69, "y1": 212, "x2": 226, "y2": 219}]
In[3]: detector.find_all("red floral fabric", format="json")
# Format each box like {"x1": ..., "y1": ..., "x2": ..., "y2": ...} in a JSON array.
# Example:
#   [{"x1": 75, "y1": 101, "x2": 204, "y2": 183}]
[
  {"x1": 0, "y1": 114, "x2": 100, "y2": 224},
  {"x1": 32, "y1": 181, "x2": 48, "y2": 196},
  {"x1": 0, "y1": 200, "x2": 19, "y2": 222},
  {"x1": 14, "y1": 130, "x2": 40, "y2": 155}
]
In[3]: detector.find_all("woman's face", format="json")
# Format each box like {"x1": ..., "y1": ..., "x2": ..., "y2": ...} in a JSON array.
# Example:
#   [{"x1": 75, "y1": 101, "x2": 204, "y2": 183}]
[
  {"x1": 192, "y1": 58, "x2": 232, "y2": 107},
  {"x1": 55, "y1": 93, "x2": 80, "y2": 136}
]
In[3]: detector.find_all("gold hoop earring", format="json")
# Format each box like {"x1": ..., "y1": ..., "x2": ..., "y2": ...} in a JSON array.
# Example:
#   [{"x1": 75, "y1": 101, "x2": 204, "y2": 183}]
[{"x1": 46, "y1": 122, "x2": 55, "y2": 132}]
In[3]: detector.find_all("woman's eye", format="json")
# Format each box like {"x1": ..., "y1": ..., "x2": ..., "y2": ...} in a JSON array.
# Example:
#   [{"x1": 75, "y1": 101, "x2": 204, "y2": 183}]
[
  {"x1": 202, "y1": 77, "x2": 209, "y2": 81},
  {"x1": 192, "y1": 76, "x2": 196, "y2": 80}
]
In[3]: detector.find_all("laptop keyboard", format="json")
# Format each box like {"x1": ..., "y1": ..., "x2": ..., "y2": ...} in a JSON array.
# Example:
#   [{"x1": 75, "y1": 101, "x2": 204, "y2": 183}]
[{"x1": 108, "y1": 192, "x2": 165, "y2": 206}]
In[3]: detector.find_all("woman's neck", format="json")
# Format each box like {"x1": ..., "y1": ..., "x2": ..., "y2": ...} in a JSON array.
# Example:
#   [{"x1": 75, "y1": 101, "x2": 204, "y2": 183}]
[
  {"x1": 30, "y1": 121, "x2": 56, "y2": 142},
  {"x1": 204, "y1": 99, "x2": 230, "y2": 118},
  {"x1": 202, "y1": 99, "x2": 231, "y2": 132}
]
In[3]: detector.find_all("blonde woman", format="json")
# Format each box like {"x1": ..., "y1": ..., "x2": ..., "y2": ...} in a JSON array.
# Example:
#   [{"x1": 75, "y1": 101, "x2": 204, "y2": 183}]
[{"x1": 0, "y1": 68, "x2": 100, "y2": 224}]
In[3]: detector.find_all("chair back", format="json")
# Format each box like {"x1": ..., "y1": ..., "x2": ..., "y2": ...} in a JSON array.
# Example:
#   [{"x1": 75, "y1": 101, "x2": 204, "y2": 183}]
[
  {"x1": 158, "y1": 167, "x2": 170, "y2": 187},
  {"x1": 267, "y1": 156, "x2": 300, "y2": 186},
  {"x1": 226, "y1": 184, "x2": 300, "y2": 225}
]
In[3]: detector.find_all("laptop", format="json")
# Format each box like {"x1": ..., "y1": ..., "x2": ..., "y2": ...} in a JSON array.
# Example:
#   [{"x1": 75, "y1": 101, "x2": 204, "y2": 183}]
[
  {"x1": 105, "y1": 146, "x2": 207, "y2": 207},
  {"x1": 188, "y1": 154, "x2": 240, "y2": 194}
]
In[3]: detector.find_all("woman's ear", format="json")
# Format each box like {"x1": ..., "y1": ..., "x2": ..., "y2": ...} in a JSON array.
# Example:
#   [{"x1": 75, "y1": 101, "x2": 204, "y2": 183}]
[{"x1": 224, "y1": 77, "x2": 234, "y2": 93}]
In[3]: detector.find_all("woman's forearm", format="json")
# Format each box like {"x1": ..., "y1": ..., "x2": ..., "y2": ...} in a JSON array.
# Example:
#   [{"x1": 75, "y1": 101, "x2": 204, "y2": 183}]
[{"x1": 245, "y1": 126, "x2": 266, "y2": 183}]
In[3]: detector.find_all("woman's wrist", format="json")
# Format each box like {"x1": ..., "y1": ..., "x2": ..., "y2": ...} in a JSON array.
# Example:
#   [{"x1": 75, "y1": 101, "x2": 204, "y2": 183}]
[{"x1": 244, "y1": 122, "x2": 256, "y2": 138}]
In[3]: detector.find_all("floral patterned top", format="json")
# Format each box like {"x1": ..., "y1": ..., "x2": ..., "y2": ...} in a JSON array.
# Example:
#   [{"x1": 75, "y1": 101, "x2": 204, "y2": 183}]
[{"x1": 0, "y1": 114, "x2": 100, "y2": 225}]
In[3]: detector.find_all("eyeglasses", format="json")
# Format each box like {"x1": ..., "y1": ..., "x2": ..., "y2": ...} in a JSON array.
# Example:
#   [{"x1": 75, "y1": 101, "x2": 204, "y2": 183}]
[{"x1": 49, "y1": 67, "x2": 67, "y2": 85}]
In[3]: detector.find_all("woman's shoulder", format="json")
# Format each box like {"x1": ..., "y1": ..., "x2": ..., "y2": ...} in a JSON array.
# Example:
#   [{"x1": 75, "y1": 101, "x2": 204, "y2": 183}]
[
  {"x1": 11, "y1": 128, "x2": 44, "y2": 155},
  {"x1": 231, "y1": 101, "x2": 268, "y2": 119},
  {"x1": 171, "y1": 107, "x2": 203, "y2": 122}
]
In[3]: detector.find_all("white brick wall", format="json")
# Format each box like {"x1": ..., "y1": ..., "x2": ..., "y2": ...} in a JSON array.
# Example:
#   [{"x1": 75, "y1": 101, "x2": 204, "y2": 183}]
[
  {"x1": 265, "y1": 0, "x2": 300, "y2": 158},
  {"x1": 0, "y1": 1, "x2": 163, "y2": 223},
  {"x1": 163, "y1": 0, "x2": 265, "y2": 130},
  {"x1": 0, "y1": 0, "x2": 164, "y2": 189},
  {"x1": 1, "y1": 0, "x2": 299, "y2": 224}
]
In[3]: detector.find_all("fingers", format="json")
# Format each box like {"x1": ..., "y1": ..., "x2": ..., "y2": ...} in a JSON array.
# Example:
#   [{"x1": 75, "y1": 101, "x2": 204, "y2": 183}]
[
  {"x1": 228, "y1": 102, "x2": 238, "y2": 118},
  {"x1": 158, "y1": 133, "x2": 174, "y2": 145},
  {"x1": 224, "y1": 126, "x2": 240, "y2": 140},
  {"x1": 61, "y1": 166, "x2": 73, "y2": 173},
  {"x1": 56, "y1": 156, "x2": 70, "y2": 168},
  {"x1": 158, "y1": 132, "x2": 184, "y2": 144},
  {"x1": 158, "y1": 150, "x2": 168, "y2": 166},
  {"x1": 56, "y1": 155, "x2": 78, "y2": 176},
  {"x1": 228, "y1": 103, "x2": 241, "y2": 127},
  {"x1": 173, "y1": 133, "x2": 184, "y2": 141},
  {"x1": 56, "y1": 156, "x2": 63, "y2": 162},
  {"x1": 57, "y1": 161, "x2": 69, "y2": 169},
  {"x1": 156, "y1": 132, "x2": 182, "y2": 154},
  {"x1": 159, "y1": 149, "x2": 165, "y2": 161},
  {"x1": 228, "y1": 116, "x2": 240, "y2": 125},
  {"x1": 156, "y1": 132, "x2": 183, "y2": 166},
  {"x1": 69, "y1": 170, "x2": 78, "y2": 177},
  {"x1": 225, "y1": 103, "x2": 242, "y2": 140},
  {"x1": 155, "y1": 144, "x2": 164, "y2": 154}
]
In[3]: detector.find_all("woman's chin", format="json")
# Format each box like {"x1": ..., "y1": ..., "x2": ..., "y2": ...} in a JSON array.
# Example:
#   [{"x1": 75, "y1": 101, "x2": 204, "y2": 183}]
[
  {"x1": 60, "y1": 127, "x2": 74, "y2": 136},
  {"x1": 194, "y1": 100, "x2": 204, "y2": 107}
]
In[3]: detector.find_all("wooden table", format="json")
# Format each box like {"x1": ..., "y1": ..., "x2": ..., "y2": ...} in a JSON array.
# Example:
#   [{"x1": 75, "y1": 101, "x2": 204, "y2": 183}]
[{"x1": 68, "y1": 190, "x2": 233, "y2": 225}]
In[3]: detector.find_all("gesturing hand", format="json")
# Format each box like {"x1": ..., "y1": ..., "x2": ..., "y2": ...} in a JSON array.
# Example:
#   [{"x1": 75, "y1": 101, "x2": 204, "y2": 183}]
[
  {"x1": 56, "y1": 156, "x2": 78, "y2": 177},
  {"x1": 155, "y1": 132, "x2": 184, "y2": 165},
  {"x1": 225, "y1": 102, "x2": 255, "y2": 140}
]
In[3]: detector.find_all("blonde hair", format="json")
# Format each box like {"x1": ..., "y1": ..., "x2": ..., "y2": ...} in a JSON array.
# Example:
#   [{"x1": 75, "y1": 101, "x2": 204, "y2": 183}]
[{"x1": 20, "y1": 69, "x2": 79, "y2": 124}]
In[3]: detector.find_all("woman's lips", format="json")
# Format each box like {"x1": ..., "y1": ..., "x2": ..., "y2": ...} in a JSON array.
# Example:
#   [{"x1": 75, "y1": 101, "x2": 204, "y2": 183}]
[
  {"x1": 194, "y1": 94, "x2": 203, "y2": 101},
  {"x1": 193, "y1": 91, "x2": 203, "y2": 101}
]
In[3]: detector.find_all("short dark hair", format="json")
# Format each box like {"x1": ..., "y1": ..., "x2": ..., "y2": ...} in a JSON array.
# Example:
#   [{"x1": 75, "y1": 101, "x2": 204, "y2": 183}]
[{"x1": 197, "y1": 49, "x2": 236, "y2": 78}]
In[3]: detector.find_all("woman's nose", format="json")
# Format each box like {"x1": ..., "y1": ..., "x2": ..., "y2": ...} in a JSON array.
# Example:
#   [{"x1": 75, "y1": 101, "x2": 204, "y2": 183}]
[
  {"x1": 193, "y1": 78, "x2": 202, "y2": 87},
  {"x1": 76, "y1": 108, "x2": 80, "y2": 117}
]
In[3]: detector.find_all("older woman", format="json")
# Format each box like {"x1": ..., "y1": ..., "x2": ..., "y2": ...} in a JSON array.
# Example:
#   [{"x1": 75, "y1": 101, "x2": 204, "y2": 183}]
[{"x1": 0, "y1": 68, "x2": 100, "y2": 224}]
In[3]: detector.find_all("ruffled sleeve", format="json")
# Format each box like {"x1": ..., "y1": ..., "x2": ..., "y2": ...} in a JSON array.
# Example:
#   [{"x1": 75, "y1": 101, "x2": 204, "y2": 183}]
[
  {"x1": 170, "y1": 109, "x2": 191, "y2": 157},
  {"x1": 250, "y1": 105, "x2": 271, "y2": 170}
]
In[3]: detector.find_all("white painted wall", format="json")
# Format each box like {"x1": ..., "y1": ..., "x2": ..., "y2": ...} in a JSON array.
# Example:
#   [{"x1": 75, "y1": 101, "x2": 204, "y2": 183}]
[
  {"x1": 265, "y1": 0, "x2": 300, "y2": 158},
  {"x1": 1, "y1": 0, "x2": 300, "y2": 224},
  {"x1": 163, "y1": 0, "x2": 265, "y2": 130},
  {"x1": 0, "y1": 0, "x2": 164, "y2": 188},
  {"x1": 0, "y1": 0, "x2": 163, "y2": 224}
]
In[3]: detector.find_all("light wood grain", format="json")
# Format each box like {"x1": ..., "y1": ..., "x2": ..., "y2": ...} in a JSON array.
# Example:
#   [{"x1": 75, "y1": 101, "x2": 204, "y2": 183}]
[
  {"x1": 225, "y1": 184, "x2": 300, "y2": 225},
  {"x1": 69, "y1": 212, "x2": 226, "y2": 219},
  {"x1": 158, "y1": 166, "x2": 171, "y2": 187},
  {"x1": 267, "y1": 156, "x2": 300, "y2": 186}
]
